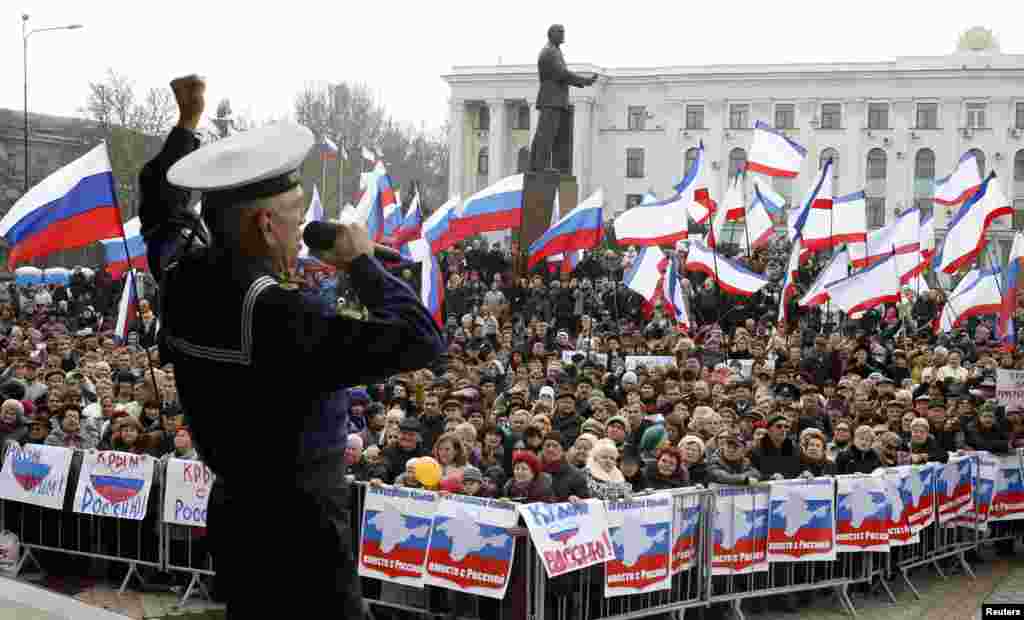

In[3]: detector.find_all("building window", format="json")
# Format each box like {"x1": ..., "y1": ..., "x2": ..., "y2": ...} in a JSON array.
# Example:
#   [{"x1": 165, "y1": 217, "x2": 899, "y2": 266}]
[
  {"x1": 625, "y1": 194, "x2": 643, "y2": 210},
  {"x1": 916, "y1": 103, "x2": 939, "y2": 129},
  {"x1": 1015, "y1": 199, "x2": 1024, "y2": 230},
  {"x1": 477, "y1": 106, "x2": 490, "y2": 131},
  {"x1": 914, "y1": 148, "x2": 935, "y2": 199},
  {"x1": 729, "y1": 104, "x2": 749, "y2": 129},
  {"x1": 685, "y1": 105, "x2": 704, "y2": 130},
  {"x1": 866, "y1": 198, "x2": 886, "y2": 229},
  {"x1": 477, "y1": 147, "x2": 489, "y2": 175},
  {"x1": 729, "y1": 148, "x2": 747, "y2": 179},
  {"x1": 867, "y1": 148, "x2": 887, "y2": 180},
  {"x1": 628, "y1": 106, "x2": 647, "y2": 131},
  {"x1": 966, "y1": 102, "x2": 987, "y2": 129},
  {"x1": 820, "y1": 148, "x2": 840, "y2": 193},
  {"x1": 820, "y1": 103, "x2": 842, "y2": 129},
  {"x1": 868, "y1": 103, "x2": 889, "y2": 130},
  {"x1": 969, "y1": 148, "x2": 986, "y2": 178},
  {"x1": 684, "y1": 147, "x2": 700, "y2": 176},
  {"x1": 1017, "y1": 102, "x2": 1024, "y2": 130},
  {"x1": 626, "y1": 148, "x2": 645, "y2": 178},
  {"x1": 915, "y1": 198, "x2": 934, "y2": 222},
  {"x1": 775, "y1": 104, "x2": 795, "y2": 129},
  {"x1": 516, "y1": 105, "x2": 530, "y2": 130},
  {"x1": 1015, "y1": 149, "x2": 1024, "y2": 181}
]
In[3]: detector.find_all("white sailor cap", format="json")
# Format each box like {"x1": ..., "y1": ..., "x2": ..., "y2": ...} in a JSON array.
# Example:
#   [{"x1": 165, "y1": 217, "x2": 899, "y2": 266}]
[{"x1": 167, "y1": 122, "x2": 314, "y2": 207}]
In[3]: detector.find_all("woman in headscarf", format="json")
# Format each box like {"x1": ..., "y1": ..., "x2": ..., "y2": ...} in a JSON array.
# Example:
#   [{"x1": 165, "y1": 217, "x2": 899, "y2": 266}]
[
  {"x1": 798, "y1": 429, "x2": 834, "y2": 477},
  {"x1": 503, "y1": 450, "x2": 553, "y2": 502},
  {"x1": 643, "y1": 446, "x2": 689, "y2": 491},
  {"x1": 679, "y1": 435, "x2": 708, "y2": 486},
  {"x1": 584, "y1": 439, "x2": 632, "y2": 501}
]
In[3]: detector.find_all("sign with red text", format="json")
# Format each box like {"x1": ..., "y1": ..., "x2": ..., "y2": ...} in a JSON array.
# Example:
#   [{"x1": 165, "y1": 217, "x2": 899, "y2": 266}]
[
  {"x1": 835, "y1": 475, "x2": 890, "y2": 553},
  {"x1": 879, "y1": 469, "x2": 918, "y2": 546},
  {"x1": 671, "y1": 492, "x2": 702, "y2": 575},
  {"x1": 937, "y1": 457, "x2": 973, "y2": 524},
  {"x1": 604, "y1": 494, "x2": 672, "y2": 598},
  {"x1": 0, "y1": 444, "x2": 73, "y2": 511},
  {"x1": 162, "y1": 459, "x2": 215, "y2": 527},
  {"x1": 425, "y1": 494, "x2": 518, "y2": 599},
  {"x1": 711, "y1": 486, "x2": 769, "y2": 576},
  {"x1": 991, "y1": 452, "x2": 1024, "y2": 522},
  {"x1": 519, "y1": 499, "x2": 613, "y2": 578},
  {"x1": 997, "y1": 369, "x2": 1024, "y2": 411},
  {"x1": 767, "y1": 478, "x2": 835, "y2": 562},
  {"x1": 72, "y1": 451, "x2": 154, "y2": 520},
  {"x1": 359, "y1": 485, "x2": 438, "y2": 588}
]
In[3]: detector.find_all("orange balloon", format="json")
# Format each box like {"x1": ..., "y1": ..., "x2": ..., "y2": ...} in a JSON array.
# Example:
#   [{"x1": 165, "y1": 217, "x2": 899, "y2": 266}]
[{"x1": 415, "y1": 457, "x2": 442, "y2": 489}]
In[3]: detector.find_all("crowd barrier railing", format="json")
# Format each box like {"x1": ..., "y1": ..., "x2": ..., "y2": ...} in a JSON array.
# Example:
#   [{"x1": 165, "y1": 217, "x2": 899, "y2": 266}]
[{"x1": 0, "y1": 440, "x2": 1018, "y2": 618}]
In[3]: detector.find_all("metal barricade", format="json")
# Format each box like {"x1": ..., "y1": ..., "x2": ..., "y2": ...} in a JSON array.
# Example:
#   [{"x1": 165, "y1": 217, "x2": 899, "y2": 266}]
[
  {"x1": 158, "y1": 468, "x2": 214, "y2": 605},
  {"x1": 0, "y1": 442, "x2": 164, "y2": 594},
  {"x1": 533, "y1": 487, "x2": 714, "y2": 620}
]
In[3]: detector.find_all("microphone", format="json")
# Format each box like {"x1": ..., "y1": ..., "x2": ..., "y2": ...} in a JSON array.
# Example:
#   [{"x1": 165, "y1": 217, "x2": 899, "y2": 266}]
[{"x1": 303, "y1": 221, "x2": 403, "y2": 263}]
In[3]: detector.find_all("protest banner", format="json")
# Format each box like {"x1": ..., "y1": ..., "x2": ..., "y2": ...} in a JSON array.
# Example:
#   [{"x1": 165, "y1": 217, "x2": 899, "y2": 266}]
[
  {"x1": 902, "y1": 464, "x2": 936, "y2": 534},
  {"x1": 0, "y1": 443, "x2": 73, "y2": 510},
  {"x1": 670, "y1": 492, "x2": 702, "y2": 575},
  {"x1": 767, "y1": 478, "x2": 835, "y2": 562},
  {"x1": 359, "y1": 485, "x2": 438, "y2": 588},
  {"x1": 162, "y1": 459, "x2": 215, "y2": 527},
  {"x1": 835, "y1": 476, "x2": 890, "y2": 553},
  {"x1": 518, "y1": 499, "x2": 613, "y2": 578},
  {"x1": 937, "y1": 457, "x2": 973, "y2": 525},
  {"x1": 997, "y1": 369, "x2": 1024, "y2": 410},
  {"x1": 878, "y1": 470, "x2": 918, "y2": 546},
  {"x1": 425, "y1": 494, "x2": 518, "y2": 599},
  {"x1": 625, "y1": 356, "x2": 676, "y2": 371},
  {"x1": 604, "y1": 494, "x2": 673, "y2": 598},
  {"x1": 711, "y1": 486, "x2": 769, "y2": 576},
  {"x1": 990, "y1": 451, "x2": 1024, "y2": 522},
  {"x1": 72, "y1": 451, "x2": 154, "y2": 520}
]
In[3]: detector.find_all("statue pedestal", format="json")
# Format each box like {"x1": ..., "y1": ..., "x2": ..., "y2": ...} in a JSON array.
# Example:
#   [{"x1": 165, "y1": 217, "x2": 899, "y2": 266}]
[{"x1": 514, "y1": 171, "x2": 577, "y2": 279}]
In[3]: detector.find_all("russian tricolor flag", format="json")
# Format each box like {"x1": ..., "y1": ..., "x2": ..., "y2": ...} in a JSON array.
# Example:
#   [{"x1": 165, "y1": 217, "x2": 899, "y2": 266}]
[
  {"x1": 685, "y1": 242, "x2": 770, "y2": 297},
  {"x1": 615, "y1": 190, "x2": 690, "y2": 247},
  {"x1": 392, "y1": 189, "x2": 423, "y2": 247},
  {"x1": 529, "y1": 189, "x2": 604, "y2": 269},
  {"x1": 746, "y1": 121, "x2": 807, "y2": 178},
  {"x1": 999, "y1": 232, "x2": 1024, "y2": 347},
  {"x1": 933, "y1": 172, "x2": 1012, "y2": 275},
  {"x1": 940, "y1": 267, "x2": 1003, "y2": 333},
  {"x1": 624, "y1": 246, "x2": 665, "y2": 302},
  {"x1": 450, "y1": 174, "x2": 523, "y2": 240},
  {"x1": 297, "y1": 185, "x2": 325, "y2": 261},
  {"x1": 799, "y1": 249, "x2": 849, "y2": 308},
  {"x1": 360, "y1": 162, "x2": 398, "y2": 242},
  {"x1": 824, "y1": 251, "x2": 900, "y2": 317},
  {"x1": 0, "y1": 143, "x2": 123, "y2": 269},
  {"x1": 934, "y1": 151, "x2": 983, "y2": 206},
  {"x1": 100, "y1": 217, "x2": 148, "y2": 280},
  {"x1": 778, "y1": 241, "x2": 800, "y2": 324},
  {"x1": 405, "y1": 238, "x2": 445, "y2": 328},
  {"x1": 115, "y1": 270, "x2": 139, "y2": 342},
  {"x1": 422, "y1": 195, "x2": 461, "y2": 254},
  {"x1": 674, "y1": 141, "x2": 715, "y2": 224}
]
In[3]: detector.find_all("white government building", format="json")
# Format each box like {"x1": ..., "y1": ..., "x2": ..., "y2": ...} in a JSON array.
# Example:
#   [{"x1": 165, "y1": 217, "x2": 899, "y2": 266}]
[{"x1": 442, "y1": 27, "x2": 1024, "y2": 259}]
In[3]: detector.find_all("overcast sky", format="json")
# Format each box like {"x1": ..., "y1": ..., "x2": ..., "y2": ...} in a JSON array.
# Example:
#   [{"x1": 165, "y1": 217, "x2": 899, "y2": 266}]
[{"x1": 2, "y1": 1, "x2": 1016, "y2": 134}]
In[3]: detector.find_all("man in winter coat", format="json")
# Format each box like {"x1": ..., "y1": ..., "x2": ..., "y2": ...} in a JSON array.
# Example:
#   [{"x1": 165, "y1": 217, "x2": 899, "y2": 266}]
[
  {"x1": 750, "y1": 415, "x2": 801, "y2": 480},
  {"x1": 540, "y1": 432, "x2": 590, "y2": 501},
  {"x1": 551, "y1": 389, "x2": 583, "y2": 450},
  {"x1": 706, "y1": 431, "x2": 761, "y2": 486}
]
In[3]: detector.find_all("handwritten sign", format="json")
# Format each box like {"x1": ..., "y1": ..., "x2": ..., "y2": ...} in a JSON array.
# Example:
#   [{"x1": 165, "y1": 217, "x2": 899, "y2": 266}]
[
  {"x1": 162, "y1": 459, "x2": 215, "y2": 527},
  {"x1": 670, "y1": 492, "x2": 702, "y2": 575},
  {"x1": 835, "y1": 476, "x2": 890, "y2": 553},
  {"x1": 425, "y1": 494, "x2": 518, "y2": 599},
  {"x1": 358, "y1": 485, "x2": 438, "y2": 588},
  {"x1": 0, "y1": 444, "x2": 73, "y2": 510},
  {"x1": 72, "y1": 451, "x2": 154, "y2": 520},
  {"x1": 518, "y1": 499, "x2": 613, "y2": 578},
  {"x1": 625, "y1": 356, "x2": 676, "y2": 371},
  {"x1": 767, "y1": 478, "x2": 835, "y2": 562},
  {"x1": 604, "y1": 494, "x2": 673, "y2": 598},
  {"x1": 711, "y1": 486, "x2": 769, "y2": 576},
  {"x1": 997, "y1": 369, "x2": 1024, "y2": 410}
]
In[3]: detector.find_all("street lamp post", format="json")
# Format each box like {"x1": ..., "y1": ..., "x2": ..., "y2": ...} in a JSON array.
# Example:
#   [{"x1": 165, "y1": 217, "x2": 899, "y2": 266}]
[{"x1": 22, "y1": 15, "x2": 83, "y2": 193}]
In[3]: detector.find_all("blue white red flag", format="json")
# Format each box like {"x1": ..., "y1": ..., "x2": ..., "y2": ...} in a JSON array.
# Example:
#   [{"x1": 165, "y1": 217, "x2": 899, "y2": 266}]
[
  {"x1": 685, "y1": 242, "x2": 770, "y2": 297},
  {"x1": 934, "y1": 151, "x2": 983, "y2": 206},
  {"x1": 529, "y1": 189, "x2": 604, "y2": 269},
  {"x1": 933, "y1": 172, "x2": 1012, "y2": 274},
  {"x1": 746, "y1": 121, "x2": 807, "y2": 178},
  {"x1": 114, "y1": 270, "x2": 139, "y2": 342},
  {"x1": 673, "y1": 141, "x2": 715, "y2": 224},
  {"x1": 998, "y1": 232, "x2": 1024, "y2": 347}
]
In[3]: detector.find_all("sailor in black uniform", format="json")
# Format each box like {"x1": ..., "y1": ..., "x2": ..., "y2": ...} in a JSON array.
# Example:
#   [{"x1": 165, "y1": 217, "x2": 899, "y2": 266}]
[{"x1": 138, "y1": 75, "x2": 445, "y2": 618}]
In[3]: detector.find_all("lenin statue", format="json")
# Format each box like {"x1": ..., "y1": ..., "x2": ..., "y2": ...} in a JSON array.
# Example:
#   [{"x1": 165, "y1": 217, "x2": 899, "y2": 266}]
[{"x1": 529, "y1": 25, "x2": 597, "y2": 173}]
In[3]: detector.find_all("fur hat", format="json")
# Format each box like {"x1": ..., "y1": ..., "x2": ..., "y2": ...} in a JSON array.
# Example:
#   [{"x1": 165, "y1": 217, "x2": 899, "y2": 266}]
[{"x1": 512, "y1": 450, "x2": 543, "y2": 477}]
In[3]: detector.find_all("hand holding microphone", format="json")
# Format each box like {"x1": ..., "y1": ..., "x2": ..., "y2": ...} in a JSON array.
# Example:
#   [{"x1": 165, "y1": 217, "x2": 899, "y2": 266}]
[{"x1": 303, "y1": 221, "x2": 403, "y2": 269}]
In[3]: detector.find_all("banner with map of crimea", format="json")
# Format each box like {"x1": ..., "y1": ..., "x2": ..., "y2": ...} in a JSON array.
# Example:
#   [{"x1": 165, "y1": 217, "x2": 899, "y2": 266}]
[
  {"x1": 358, "y1": 485, "x2": 438, "y2": 588},
  {"x1": 425, "y1": 494, "x2": 518, "y2": 599},
  {"x1": 604, "y1": 493, "x2": 673, "y2": 598}
]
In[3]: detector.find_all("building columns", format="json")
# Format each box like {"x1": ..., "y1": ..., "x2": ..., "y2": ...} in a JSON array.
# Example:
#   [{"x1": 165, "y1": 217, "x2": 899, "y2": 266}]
[
  {"x1": 572, "y1": 97, "x2": 594, "y2": 197},
  {"x1": 487, "y1": 99, "x2": 507, "y2": 185},
  {"x1": 448, "y1": 99, "x2": 466, "y2": 199}
]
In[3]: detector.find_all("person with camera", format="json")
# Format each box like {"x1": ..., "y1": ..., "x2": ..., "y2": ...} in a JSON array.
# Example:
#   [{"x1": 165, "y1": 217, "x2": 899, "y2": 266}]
[{"x1": 137, "y1": 75, "x2": 445, "y2": 617}]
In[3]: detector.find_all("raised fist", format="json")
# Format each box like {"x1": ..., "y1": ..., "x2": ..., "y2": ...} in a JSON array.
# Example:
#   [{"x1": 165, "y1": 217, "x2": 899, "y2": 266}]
[{"x1": 170, "y1": 74, "x2": 206, "y2": 131}]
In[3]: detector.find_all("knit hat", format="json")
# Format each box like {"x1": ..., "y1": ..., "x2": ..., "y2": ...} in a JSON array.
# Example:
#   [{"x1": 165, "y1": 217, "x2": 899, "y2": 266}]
[
  {"x1": 640, "y1": 425, "x2": 667, "y2": 453},
  {"x1": 539, "y1": 386, "x2": 555, "y2": 401},
  {"x1": 349, "y1": 388, "x2": 370, "y2": 404},
  {"x1": 679, "y1": 435, "x2": 706, "y2": 455},
  {"x1": 513, "y1": 450, "x2": 543, "y2": 477},
  {"x1": 607, "y1": 416, "x2": 629, "y2": 431},
  {"x1": 767, "y1": 414, "x2": 788, "y2": 428},
  {"x1": 462, "y1": 465, "x2": 483, "y2": 483},
  {"x1": 621, "y1": 371, "x2": 639, "y2": 385},
  {"x1": 581, "y1": 419, "x2": 605, "y2": 436}
]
